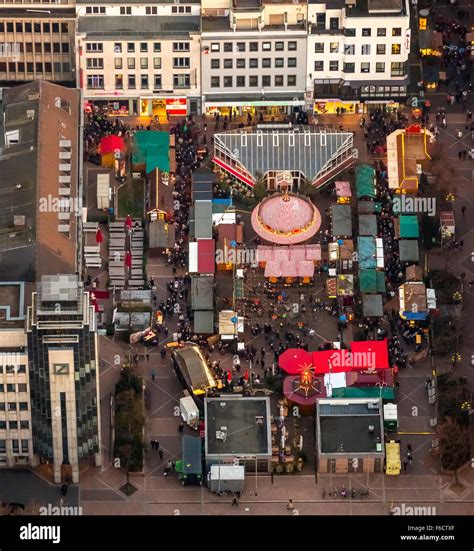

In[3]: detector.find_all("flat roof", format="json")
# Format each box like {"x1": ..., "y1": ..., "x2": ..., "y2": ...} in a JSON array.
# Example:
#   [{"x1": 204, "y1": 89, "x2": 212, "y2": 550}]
[
  {"x1": 318, "y1": 399, "x2": 384, "y2": 455},
  {"x1": 0, "y1": 282, "x2": 26, "y2": 328},
  {"x1": 205, "y1": 397, "x2": 271, "y2": 457},
  {"x1": 79, "y1": 15, "x2": 200, "y2": 37},
  {"x1": 191, "y1": 276, "x2": 214, "y2": 310}
]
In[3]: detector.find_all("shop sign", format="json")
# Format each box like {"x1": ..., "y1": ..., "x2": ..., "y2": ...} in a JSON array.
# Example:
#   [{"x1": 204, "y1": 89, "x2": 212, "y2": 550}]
[{"x1": 166, "y1": 98, "x2": 187, "y2": 115}]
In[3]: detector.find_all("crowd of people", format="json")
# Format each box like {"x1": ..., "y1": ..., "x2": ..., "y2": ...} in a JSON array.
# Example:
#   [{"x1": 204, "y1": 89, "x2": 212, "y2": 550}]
[{"x1": 361, "y1": 109, "x2": 409, "y2": 156}]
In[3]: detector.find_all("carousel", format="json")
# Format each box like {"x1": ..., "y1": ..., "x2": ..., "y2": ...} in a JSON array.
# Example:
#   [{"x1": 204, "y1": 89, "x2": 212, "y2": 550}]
[{"x1": 251, "y1": 191, "x2": 322, "y2": 246}]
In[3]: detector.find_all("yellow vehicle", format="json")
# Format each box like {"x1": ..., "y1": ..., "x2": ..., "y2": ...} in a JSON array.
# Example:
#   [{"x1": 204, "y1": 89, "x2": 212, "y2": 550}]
[{"x1": 385, "y1": 441, "x2": 401, "y2": 476}]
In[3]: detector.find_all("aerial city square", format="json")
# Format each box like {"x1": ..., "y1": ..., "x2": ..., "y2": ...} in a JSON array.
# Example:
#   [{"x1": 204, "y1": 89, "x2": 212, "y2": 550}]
[{"x1": 0, "y1": 0, "x2": 473, "y2": 543}]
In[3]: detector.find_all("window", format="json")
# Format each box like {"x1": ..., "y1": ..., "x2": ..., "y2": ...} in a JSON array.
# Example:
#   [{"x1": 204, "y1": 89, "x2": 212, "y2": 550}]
[
  {"x1": 12, "y1": 440, "x2": 19, "y2": 453},
  {"x1": 173, "y1": 57, "x2": 190, "y2": 68},
  {"x1": 362, "y1": 28, "x2": 371, "y2": 36},
  {"x1": 262, "y1": 42, "x2": 271, "y2": 51},
  {"x1": 344, "y1": 62, "x2": 355, "y2": 73},
  {"x1": 361, "y1": 62, "x2": 370, "y2": 73},
  {"x1": 0, "y1": 440, "x2": 5, "y2": 452},
  {"x1": 392, "y1": 28, "x2": 402, "y2": 36},
  {"x1": 6, "y1": 22, "x2": 13, "y2": 32},
  {"x1": 0, "y1": 404, "x2": 4, "y2": 412},
  {"x1": 86, "y1": 43, "x2": 103, "y2": 53},
  {"x1": 223, "y1": 59, "x2": 233, "y2": 69},
  {"x1": 223, "y1": 42, "x2": 233, "y2": 52},
  {"x1": 345, "y1": 28, "x2": 356, "y2": 37},
  {"x1": 154, "y1": 75, "x2": 162, "y2": 88},
  {"x1": 128, "y1": 75, "x2": 136, "y2": 88},
  {"x1": 173, "y1": 42, "x2": 190, "y2": 52},
  {"x1": 275, "y1": 42, "x2": 284, "y2": 51},
  {"x1": 377, "y1": 44, "x2": 386, "y2": 55},
  {"x1": 0, "y1": 383, "x2": 3, "y2": 391},
  {"x1": 127, "y1": 58, "x2": 135, "y2": 69},
  {"x1": 20, "y1": 421, "x2": 29, "y2": 429},
  {"x1": 86, "y1": 58, "x2": 103, "y2": 69},
  {"x1": 114, "y1": 58, "x2": 122, "y2": 70},
  {"x1": 376, "y1": 62, "x2": 385, "y2": 73},
  {"x1": 140, "y1": 43, "x2": 148, "y2": 53},
  {"x1": 6, "y1": 384, "x2": 15, "y2": 392},
  {"x1": 275, "y1": 58, "x2": 284, "y2": 68},
  {"x1": 87, "y1": 75, "x2": 104, "y2": 89},
  {"x1": 329, "y1": 18, "x2": 339, "y2": 30},
  {"x1": 44, "y1": 43, "x2": 51, "y2": 53},
  {"x1": 236, "y1": 75, "x2": 245, "y2": 87},
  {"x1": 210, "y1": 43, "x2": 220, "y2": 52},
  {"x1": 211, "y1": 76, "x2": 220, "y2": 88},
  {"x1": 115, "y1": 74, "x2": 123, "y2": 89},
  {"x1": 391, "y1": 61, "x2": 406, "y2": 76},
  {"x1": 249, "y1": 75, "x2": 258, "y2": 87},
  {"x1": 361, "y1": 44, "x2": 371, "y2": 55},
  {"x1": 314, "y1": 43, "x2": 324, "y2": 53},
  {"x1": 18, "y1": 365, "x2": 26, "y2": 374},
  {"x1": 249, "y1": 58, "x2": 258, "y2": 68},
  {"x1": 236, "y1": 59, "x2": 245, "y2": 69},
  {"x1": 120, "y1": 6, "x2": 132, "y2": 14},
  {"x1": 140, "y1": 58, "x2": 148, "y2": 69},
  {"x1": 173, "y1": 74, "x2": 190, "y2": 88},
  {"x1": 127, "y1": 43, "x2": 135, "y2": 53},
  {"x1": 330, "y1": 42, "x2": 339, "y2": 53},
  {"x1": 287, "y1": 75, "x2": 296, "y2": 86},
  {"x1": 392, "y1": 44, "x2": 401, "y2": 54},
  {"x1": 377, "y1": 28, "x2": 386, "y2": 36},
  {"x1": 19, "y1": 403, "x2": 28, "y2": 411},
  {"x1": 9, "y1": 421, "x2": 18, "y2": 429},
  {"x1": 211, "y1": 59, "x2": 220, "y2": 69},
  {"x1": 287, "y1": 58, "x2": 297, "y2": 68},
  {"x1": 344, "y1": 44, "x2": 355, "y2": 55},
  {"x1": 16, "y1": 22, "x2": 22, "y2": 32},
  {"x1": 236, "y1": 42, "x2": 245, "y2": 52},
  {"x1": 0, "y1": 422, "x2": 5, "y2": 429},
  {"x1": 141, "y1": 74, "x2": 149, "y2": 88},
  {"x1": 146, "y1": 6, "x2": 157, "y2": 14},
  {"x1": 62, "y1": 43, "x2": 69, "y2": 54},
  {"x1": 262, "y1": 75, "x2": 271, "y2": 86},
  {"x1": 21, "y1": 440, "x2": 28, "y2": 453},
  {"x1": 223, "y1": 76, "x2": 232, "y2": 87},
  {"x1": 249, "y1": 42, "x2": 258, "y2": 51},
  {"x1": 329, "y1": 60, "x2": 339, "y2": 71},
  {"x1": 172, "y1": 5, "x2": 191, "y2": 13},
  {"x1": 8, "y1": 403, "x2": 17, "y2": 411},
  {"x1": 316, "y1": 13, "x2": 326, "y2": 28},
  {"x1": 275, "y1": 75, "x2": 284, "y2": 86},
  {"x1": 153, "y1": 43, "x2": 161, "y2": 53},
  {"x1": 288, "y1": 41, "x2": 297, "y2": 51},
  {"x1": 86, "y1": 6, "x2": 106, "y2": 14},
  {"x1": 262, "y1": 58, "x2": 271, "y2": 68},
  {"x1": 314, "y1": 61, "x2": 324, "y2": 71}
]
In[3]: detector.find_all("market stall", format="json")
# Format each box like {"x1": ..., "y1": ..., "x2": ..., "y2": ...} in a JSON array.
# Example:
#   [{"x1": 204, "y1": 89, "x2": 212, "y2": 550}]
[
  {"x1": 331, "y1": 204, "x2": 353, "y2": 237},
  {"x1": 335, "y1": 181, "x2": 352, "y2": 204},
  {"x1": 358, "y1": 214, "x2": 378, "y2": 236}
]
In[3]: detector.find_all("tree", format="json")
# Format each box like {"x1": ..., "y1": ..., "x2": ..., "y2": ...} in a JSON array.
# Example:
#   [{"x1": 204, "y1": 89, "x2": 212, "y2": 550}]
[
  {"x1": 253, "y1": 180, "x2": 268, "y2": 202},
  {"x1": 438, "y1": 417, "x2": 470, "y2": 486},
  {"x1": 115, "y1": 388, "x2": 144, "y2": 438},
  {"x1": 299, "y1": 181, "x2": 319, "y2": 200}
]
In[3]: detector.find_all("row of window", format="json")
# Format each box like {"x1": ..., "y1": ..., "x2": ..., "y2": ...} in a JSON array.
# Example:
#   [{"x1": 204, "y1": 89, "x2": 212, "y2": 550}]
[
  {"x1": 86, "y1": 57, "x2": 188, "y2": 70},
  {"x1": 0, "y1": 420, "x2": 29, "y2": 429},
  {"x1": 85, "y1": 5, "x2": 192, "y2": 14},
  {"x1": 87, "y1": 73, "x2": 190, "y2": 89},
  {"x1": 86, "y1": 42, "x2": 189, "y2": 54},
  {"x1": 314, "y1": 61, "x2": 406, "y2": 75},
  {"x1": 315, "y1": 43, "x2": 402, "y2": 55},
  {"x1": 210, "y1": 57, "x2": 297, "y2": 70},
  {"x1": 0, "y1": 402, "x2": 28, "y2": 411},
  {"x1": 0, "y1": 22, "x2": 68, "y2": 33},
  {"x1": 0, "y1": 61, "x2": 71, "y2": 73},
  {"x1": 0, "y1": 365, "x2": 26, "y2": 374},
  {"x1": 0, "y1": 439, "x2": 29, "y2": 454},
  {"x1": 209, "y1": 40, "x2": 297, "y2": 53},
  {"x1": 4, "y1": 42, "x2": 69, "y2": 54},
  {"x1": 211, "y1": 75, "x2": 297, "y2": 88},
  {"x1": 0, "y1": 384, "x2": 27, "y2": 392}
]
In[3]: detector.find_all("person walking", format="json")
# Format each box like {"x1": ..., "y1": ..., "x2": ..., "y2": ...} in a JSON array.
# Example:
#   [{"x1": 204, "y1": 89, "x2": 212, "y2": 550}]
[
  {"x1": 232, "y1": 496, "x2": 239, "y2": 506},
  {"x1": 178, "y1": 422, "x2": 184, "y2": 433},
  {"x1": 403, "y1": 458, "x2": 408, "y2": 472},
  {"x1": 159, "y1": 449, "x2": 163, "y2": 460},
  {"x1": 461, "y1": 206, "x2": 467, "y2": 216},
  {"x1": 287, "y1": 498, "x2": 294, "y2": 511},
  {"x1": 150, "y1": 440, "x2": 155, "y2": 451}
]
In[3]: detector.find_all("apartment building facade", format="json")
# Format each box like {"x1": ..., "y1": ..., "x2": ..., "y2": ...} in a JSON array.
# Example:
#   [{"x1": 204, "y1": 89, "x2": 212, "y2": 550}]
[
  {"x1": 201, "y1": 0, "x2": 308, "y2": 119},
  {"x1": 77, "y1": 0, "x2": 201, "y2": 117},
  {"x1": 27, "y1": 274, "x2": 102, "y2": 484},
  {"x1": 307, "y1": 0, "x2": 411, "y2": 115},
  {"x1": 0, "y1": 0, "x2": 75, "y2": 86}
]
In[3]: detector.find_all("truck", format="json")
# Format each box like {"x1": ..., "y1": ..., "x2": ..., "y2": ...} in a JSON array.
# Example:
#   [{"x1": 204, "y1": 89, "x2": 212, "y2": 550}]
[
  {"x1": 208, "y1": 464, "x2": 245, "y2": 495},
  {"x1": 97, "y1": 173, "x2": 110, "y2": 210},
  {"x1": 180, "y1": 394, "x2": 199, "y2": 430}
]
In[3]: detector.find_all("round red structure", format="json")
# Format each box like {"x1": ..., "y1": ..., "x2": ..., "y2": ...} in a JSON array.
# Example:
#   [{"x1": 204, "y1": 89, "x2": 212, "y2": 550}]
[{"x1": 251, "y1": 192, "x2": 321, "y2": 245}]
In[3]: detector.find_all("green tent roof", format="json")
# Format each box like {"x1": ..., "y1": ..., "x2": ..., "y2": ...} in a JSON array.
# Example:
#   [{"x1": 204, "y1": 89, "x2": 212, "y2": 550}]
[
  {"x1": 332, "y1": 387, "x2": 395, "y2": 399},
  {"x1": 356, "y1": 164, "x2": 376, "y2": 199},
  {"x1": 358, "y1": 236, "x2": 376, "y2": 269},
  {"x1": 399, "y1": 215, "x2": 420, "y2": 238},
  {"x1": 132, "y1": 131, "x2": 170, "y2": 174},
  {"x1": 359, "y1": 269, "x2": 386, "y2": 293}
]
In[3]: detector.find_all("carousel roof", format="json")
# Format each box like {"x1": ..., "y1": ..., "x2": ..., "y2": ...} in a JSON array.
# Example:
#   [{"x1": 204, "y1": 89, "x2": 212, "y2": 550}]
[{"x1": 251, "y1": 192, "x2": 321, "y2": 245}]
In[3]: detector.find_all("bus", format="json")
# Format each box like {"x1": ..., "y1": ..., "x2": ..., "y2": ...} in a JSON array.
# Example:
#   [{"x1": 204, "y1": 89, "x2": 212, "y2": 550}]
[{"x1": 385, "y1": 440, "x2": 401, "y2": 476}]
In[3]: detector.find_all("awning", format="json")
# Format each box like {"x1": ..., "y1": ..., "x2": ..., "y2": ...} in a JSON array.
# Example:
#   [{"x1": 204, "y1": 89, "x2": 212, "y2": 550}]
[
  {"x1": 205, "y1": 94, "x2": 305, "y2": 108},
  {"x1": 332, "y1": 386, "x2": 395, "y2": 399},
  {"x1": 399, "y1": 215, "x2": 420, "y2": 238}
]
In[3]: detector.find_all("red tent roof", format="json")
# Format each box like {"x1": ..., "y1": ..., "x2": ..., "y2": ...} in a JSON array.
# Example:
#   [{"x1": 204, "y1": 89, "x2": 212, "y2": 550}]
[
  {"x1": 100, "y1": 135, "x2": 125, "y2": 155},
  {"x1": 350, "y1": 340, "x2": 389, "y2": 369},
  {"x1": 197, "y1": 239, "x2": 215, "y2": 274}
]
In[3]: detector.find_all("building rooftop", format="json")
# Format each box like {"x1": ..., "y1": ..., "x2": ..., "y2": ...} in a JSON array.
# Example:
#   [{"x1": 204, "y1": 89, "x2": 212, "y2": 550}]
[
  {"x1": 317, "y1": 399, "x2": 384, "y2": 455},
  {"x1": 0, "y1": 282, "x2": 26, "y2": 329},
  {"x1": 78, "y1": 15, "x2": 200, "y2": 37},
  {"x1": 0, "y1": 81, "x2": 80, "y2": 282},
  {"x1": 205, "y1": 397, "x2": 271, "y2": 457},
  {"x1": 77, "y1": 0, "x2": 200, "y2": 3},
  {"x1": 346, "y1": 0, "x2": 406, "y2": 17}
]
